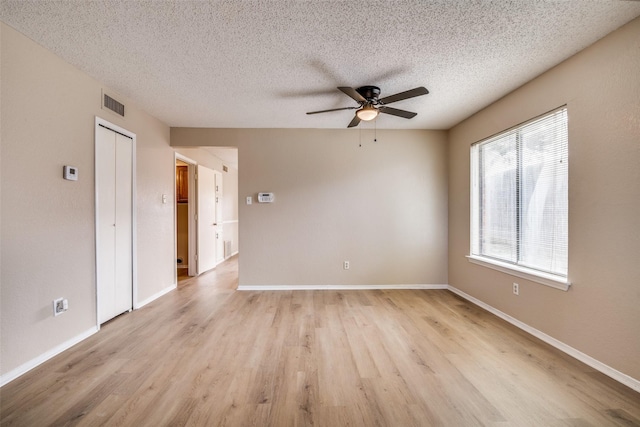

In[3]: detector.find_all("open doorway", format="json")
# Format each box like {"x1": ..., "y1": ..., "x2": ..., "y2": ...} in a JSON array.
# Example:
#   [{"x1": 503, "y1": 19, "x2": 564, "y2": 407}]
[
  {"x1": 175, "y1": 154, "x2": 197, "y2": 284},
  {"x1": 174, "y1": 148, "x2": 239, "y2": 286}
]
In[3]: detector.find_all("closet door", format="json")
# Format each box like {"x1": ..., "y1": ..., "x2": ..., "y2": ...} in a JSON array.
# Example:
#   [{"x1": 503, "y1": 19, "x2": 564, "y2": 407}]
[{"x1": 96, "y1": 124, "x2": 133, "y2": 324}]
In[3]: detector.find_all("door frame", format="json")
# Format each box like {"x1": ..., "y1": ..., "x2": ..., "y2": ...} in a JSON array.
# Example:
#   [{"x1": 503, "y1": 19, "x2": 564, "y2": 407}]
[
  {"x1": 175, "y1": 153, "x2": 198, "y2": 280},
  {"x1": 94, "y1": 116, "x2": 137, "y2": 329}
]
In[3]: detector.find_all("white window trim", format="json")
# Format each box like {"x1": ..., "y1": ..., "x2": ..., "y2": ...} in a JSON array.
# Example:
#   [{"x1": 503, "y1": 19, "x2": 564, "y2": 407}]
[{"x1": 467, "y1": 255, "x2": 570, "y2": 291}]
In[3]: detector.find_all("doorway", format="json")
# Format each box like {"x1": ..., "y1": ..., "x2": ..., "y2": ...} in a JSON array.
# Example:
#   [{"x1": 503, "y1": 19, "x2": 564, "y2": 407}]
[{"x1": 175, "y1": 154, "x2": 197, "y2": 284}]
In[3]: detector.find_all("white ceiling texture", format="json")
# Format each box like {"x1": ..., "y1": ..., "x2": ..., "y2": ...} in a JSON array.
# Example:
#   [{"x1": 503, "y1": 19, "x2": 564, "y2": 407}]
[{"x1": 1, "y1": 1, "x2": 639, "y2": 130}]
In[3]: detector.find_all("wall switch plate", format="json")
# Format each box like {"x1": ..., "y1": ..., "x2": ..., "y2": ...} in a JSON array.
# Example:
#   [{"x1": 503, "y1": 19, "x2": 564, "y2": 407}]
[
  {"x1": 63, "y1": 165, "x2": 78, "y2": 181},
  {"x1": 246, "y1": 196, "x2": 252, "y2": 205}
]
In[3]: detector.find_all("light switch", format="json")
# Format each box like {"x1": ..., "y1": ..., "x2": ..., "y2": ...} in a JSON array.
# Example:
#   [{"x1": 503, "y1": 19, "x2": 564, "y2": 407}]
[
  {"x1": 246, "y1": 196, "x2": 252, "y2": 205},
  {"x1": 162, "y1": 194, "x2": 168, "y2": 204}
]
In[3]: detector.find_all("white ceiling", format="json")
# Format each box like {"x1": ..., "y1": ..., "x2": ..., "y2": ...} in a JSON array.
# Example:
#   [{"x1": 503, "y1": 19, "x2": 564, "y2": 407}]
[{"x1": 2, "y1": 1, "x2": 639, "y2": 130}]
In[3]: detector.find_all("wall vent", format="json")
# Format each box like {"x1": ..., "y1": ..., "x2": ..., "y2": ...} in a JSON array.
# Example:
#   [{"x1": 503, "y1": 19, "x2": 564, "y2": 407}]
[{"x1": 103, "y1": 93, "x2": 125, "y2": 116}]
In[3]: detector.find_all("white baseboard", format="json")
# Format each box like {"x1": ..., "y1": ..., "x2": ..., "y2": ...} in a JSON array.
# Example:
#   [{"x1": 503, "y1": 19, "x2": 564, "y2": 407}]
[
  {"x1": 135, "y1": 284, "x2": 177, "y2": 309},
  {"x1": 447, "y1": 286, "x2": 640, "y2": 393},
  {"x1": 0, "y1": 326, "x2": 99, "y2": 387},
  {"x1": 237, "y1": 284, "x2": 448, "y2": 291}
]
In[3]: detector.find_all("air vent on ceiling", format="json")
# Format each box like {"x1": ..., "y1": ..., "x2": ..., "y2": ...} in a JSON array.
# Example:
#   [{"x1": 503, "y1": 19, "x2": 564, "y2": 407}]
[{"x1": 103, "y1": 93, "x2": 125, "y2": 117}]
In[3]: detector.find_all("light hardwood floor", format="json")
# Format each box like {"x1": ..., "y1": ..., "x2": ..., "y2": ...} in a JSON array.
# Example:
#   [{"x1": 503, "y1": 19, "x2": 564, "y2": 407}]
[{"x1": 2, "y1": 255, "x2": 639, "y2": 426}]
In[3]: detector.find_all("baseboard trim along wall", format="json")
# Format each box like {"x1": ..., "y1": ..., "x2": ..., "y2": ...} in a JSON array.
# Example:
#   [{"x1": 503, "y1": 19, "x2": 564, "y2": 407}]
[
  {"x1": 447, "y1": 286, "x2": 640, "y2": 394},
  {"x1": 0, "y1": 326, "x2": 99, "y2": 387},
  {"x1": 135, "y1": 284, "x2": 177, "y2": 309},
  {"x1": 236, "y1": 284, "x2": 449, "y2": 291}
]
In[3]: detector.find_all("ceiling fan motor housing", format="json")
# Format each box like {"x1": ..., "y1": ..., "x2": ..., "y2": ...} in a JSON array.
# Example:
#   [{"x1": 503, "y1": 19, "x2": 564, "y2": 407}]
[{"x1": 356, "y1": 86, "x2": 381, "y2": 101}]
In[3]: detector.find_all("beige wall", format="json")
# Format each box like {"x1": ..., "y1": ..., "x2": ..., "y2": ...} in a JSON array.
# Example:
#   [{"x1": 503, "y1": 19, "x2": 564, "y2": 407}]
[
  {"x1": 448, "y1": 17, "x2": 640, "y2": 381},
  {"x1": 1, "y1": 23, "x2": 176, "y2": 377},
  {"x1": 172, "y1": 128, "x2": 449, "y2": 287}
]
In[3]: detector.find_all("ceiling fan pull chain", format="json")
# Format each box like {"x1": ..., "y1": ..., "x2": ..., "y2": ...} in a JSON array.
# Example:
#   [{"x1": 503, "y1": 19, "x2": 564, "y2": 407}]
[{"x1": 374, "y1": 119, "x2": 377, "y2": 143}]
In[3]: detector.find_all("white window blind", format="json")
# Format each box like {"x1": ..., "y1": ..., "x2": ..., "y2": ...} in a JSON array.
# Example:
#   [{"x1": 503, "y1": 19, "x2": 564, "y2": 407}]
[{"x1": 471, "y1": 107, "x2": 568, "y2": 278}]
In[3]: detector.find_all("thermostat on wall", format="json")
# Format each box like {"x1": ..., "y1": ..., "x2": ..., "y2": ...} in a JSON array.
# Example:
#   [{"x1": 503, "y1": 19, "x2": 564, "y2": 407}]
[
  {"x1": 63, "y1": 165, "x2": 78, "y2": 181},
  {"x1": 258, "y1": 192, "x2": 274, "y2": 203}
]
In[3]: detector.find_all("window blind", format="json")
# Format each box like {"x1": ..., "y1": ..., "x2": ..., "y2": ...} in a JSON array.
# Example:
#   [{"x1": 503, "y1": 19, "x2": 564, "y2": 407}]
[{"x1": 471, "y1": 107, "x2": 568, "y2": 277}]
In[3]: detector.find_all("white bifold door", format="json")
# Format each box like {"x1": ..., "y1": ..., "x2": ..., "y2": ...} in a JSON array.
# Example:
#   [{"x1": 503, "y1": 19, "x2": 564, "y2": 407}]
[{"x1": 96, "y1": 124, "x2": 133, "y2": 324}]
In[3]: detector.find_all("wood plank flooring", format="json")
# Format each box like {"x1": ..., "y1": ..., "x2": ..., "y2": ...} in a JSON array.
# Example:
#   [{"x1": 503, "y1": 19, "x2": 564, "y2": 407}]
[{"x1": 2, "y1": 255, "x2": 639, "y2": 426}]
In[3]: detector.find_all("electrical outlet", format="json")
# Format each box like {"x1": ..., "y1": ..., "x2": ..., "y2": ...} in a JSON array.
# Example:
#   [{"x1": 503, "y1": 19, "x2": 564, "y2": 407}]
[
  {"x1": 513, "y1": 283, "x2": 519, "y2": 295},
  {"x1": 53, "y1": 298, "x2": 65, "y2": 316},
  {"x1": 343, "y1": 261, "x2": 350, "y2": 270}
]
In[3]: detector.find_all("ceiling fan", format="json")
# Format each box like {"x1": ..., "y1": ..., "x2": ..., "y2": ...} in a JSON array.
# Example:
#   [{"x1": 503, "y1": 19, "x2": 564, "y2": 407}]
[{"x1": 306, "y1": 85, "x2": 429, "y2": 128}]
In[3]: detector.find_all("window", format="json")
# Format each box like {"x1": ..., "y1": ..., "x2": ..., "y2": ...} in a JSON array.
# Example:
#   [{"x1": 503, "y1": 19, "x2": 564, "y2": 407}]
[{"x1": 470, "y1": 107, "x2": 568, "y2": 288}]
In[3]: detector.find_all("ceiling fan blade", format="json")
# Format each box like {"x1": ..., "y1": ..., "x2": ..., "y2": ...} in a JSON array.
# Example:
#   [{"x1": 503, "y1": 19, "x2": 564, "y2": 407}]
[
  {"x1": 307, "y1": 106, "x2": 357, "y2": 115},
  {"x1": 378, "y1": 87, "x2": 429, "y2": 105},
  {"x1": 379, "y1": 106, "x2": 417, "y2": 119},
  {"x1": 347, "y1": 115, "x2": 361, "y2": 128},
  {"x1": 338, "y1": 87, "x2": 366, "y2": 103}
]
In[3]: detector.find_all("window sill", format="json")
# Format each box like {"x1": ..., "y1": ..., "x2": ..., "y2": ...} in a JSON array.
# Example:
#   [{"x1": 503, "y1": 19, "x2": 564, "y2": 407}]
[{"x1": 466, "y1": 255, "x2": 570, "y2": 291}]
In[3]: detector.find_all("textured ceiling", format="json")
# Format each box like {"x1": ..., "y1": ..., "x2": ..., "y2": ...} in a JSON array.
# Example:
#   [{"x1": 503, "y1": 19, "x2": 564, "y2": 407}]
[{"x1": 2, "y1": 1, "x2": 639, "y2": 130}]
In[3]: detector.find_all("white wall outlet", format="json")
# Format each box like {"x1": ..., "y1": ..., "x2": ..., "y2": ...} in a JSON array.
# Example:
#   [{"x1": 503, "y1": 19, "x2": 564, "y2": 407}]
[
  {"x1": 53, "y1": 297, "x2": 67, "y2": 316},
  {"x1": 343, "y1": 261, "x2": 350, "y2": 270},
  {"x1": 513, "y1": 283, "x2": 519, "y2": 295}
]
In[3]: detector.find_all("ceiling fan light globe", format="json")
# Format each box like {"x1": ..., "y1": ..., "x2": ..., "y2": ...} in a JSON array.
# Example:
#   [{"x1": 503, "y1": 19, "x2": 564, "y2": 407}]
[{"x1": 356, "y1": 106, "x2": 379, "y2": 121}]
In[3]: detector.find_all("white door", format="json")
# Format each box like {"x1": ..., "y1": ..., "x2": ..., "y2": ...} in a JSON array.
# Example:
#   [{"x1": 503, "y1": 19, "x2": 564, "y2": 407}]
[
  {"x1": 214, "y1": 171, "x2": 224, "y2": 264},
  {"x1": 197, "y1": 165, "x2": 217, "y2": 273},
  {"x1": 96, "y1": 124, "x2": 133, "y2": 324}
]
